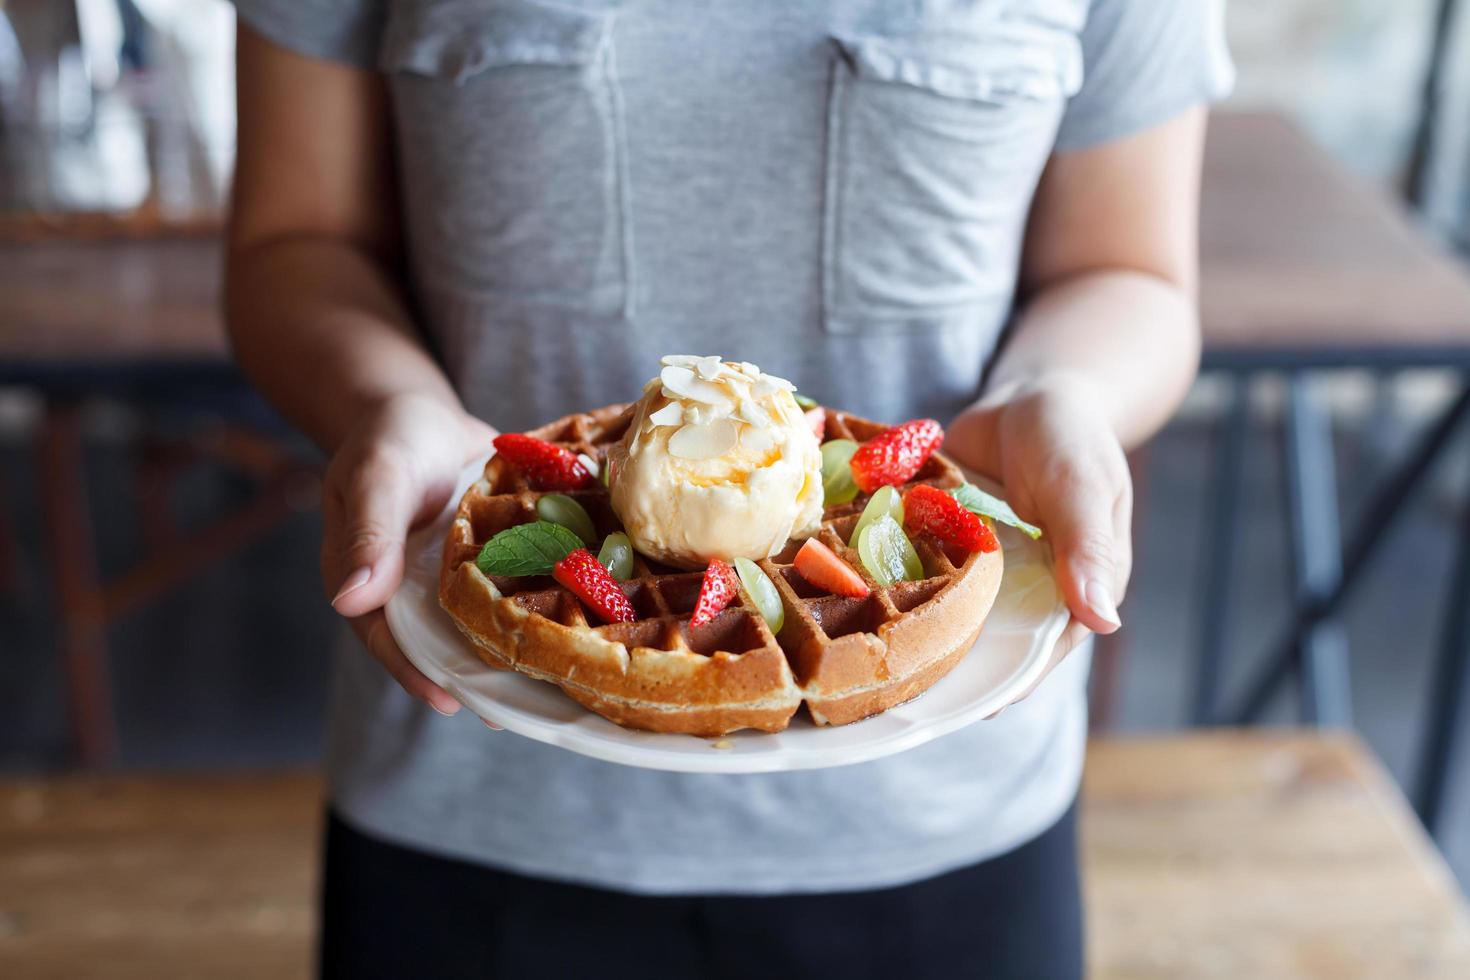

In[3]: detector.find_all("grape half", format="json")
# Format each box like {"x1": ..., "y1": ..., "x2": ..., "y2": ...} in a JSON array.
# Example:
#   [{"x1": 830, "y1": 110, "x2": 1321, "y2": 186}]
[
  {"x1": 856, "y1": 515, "x2": 923, "y2": 586},
  {"x1": 848, "y1": 485, "x2": 904, "y2": 546},
  {"x1": 536, "y1": 494, "x2": 598, "y2": 545},
  {"x1": 734, "y1": 557, "x2": 784, "y2": 634},
  {"x1": 597, "y1": 532, "x2": 635, "y2": 581},
  {"x1": 821, "y1": 439, "x2": 860, "y2": 506}
]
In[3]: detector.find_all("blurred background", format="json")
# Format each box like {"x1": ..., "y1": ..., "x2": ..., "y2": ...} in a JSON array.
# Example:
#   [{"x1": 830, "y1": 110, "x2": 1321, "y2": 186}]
[{"x1": 2, "y1": 1, "x2": 1470, "y2": 976}]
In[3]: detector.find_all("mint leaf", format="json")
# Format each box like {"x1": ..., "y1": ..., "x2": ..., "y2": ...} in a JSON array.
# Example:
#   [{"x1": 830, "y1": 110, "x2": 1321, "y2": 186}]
[
  {"x1": 475, "y1": 521, "x2": 583, "y2": 577},
  {"x1": 793, "y1": 393, "x2": 819, "y2": 410},
  {"x1": 950, "y1": 484, "x2": 1043, "y2": 540}
]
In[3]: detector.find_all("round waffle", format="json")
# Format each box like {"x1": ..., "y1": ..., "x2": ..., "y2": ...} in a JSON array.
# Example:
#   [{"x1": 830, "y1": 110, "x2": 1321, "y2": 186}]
[{"x1": 439, "y1": 405, "x2": 1004, "y2": 736}]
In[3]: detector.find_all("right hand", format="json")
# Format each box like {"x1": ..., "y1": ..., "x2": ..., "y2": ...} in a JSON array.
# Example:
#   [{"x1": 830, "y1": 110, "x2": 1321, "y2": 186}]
[{"x1": 321, "y1": 393, "x2": 497, "y2": 716}]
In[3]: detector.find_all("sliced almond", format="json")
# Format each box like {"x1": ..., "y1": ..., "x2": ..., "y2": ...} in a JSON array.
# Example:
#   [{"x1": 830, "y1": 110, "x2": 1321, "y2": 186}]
[
  {"x1": 735, "y1": 396, "x2": 773, "y2": 428},
  {"x1": 647, "y1": 402, "x2": 684, "y2": 427},
  {"x1": 661, "y1": 365, "x2": 733, "y2": 408},
  {"x1": 692, "y1": 355, "x2": 727, "y2": 381},
  {"x1": 668, "y1": 418, "x2": 738, "y2": 460},
  {"x1": 740, "y1": 424, "x2": 776, "y2": 455}
]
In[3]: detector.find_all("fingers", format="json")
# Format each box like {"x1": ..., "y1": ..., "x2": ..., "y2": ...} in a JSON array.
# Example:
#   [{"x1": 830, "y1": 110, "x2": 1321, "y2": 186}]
[
  {"x1": 357, "y1": 614, "x2": 461, "y2": 716},
  {"x1": 328, "y1": 449, "x2": 417, "y2": 618},
  {"x1": 1042, "y1": 461, "x2": 1127, "y2": 635}
]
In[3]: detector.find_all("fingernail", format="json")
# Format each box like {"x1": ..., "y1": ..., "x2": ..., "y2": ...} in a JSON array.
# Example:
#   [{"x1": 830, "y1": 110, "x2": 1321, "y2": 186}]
[
  {"x1": 430, "y1": 698, "x2": 460, "y2": 717},
  {"x1": 482, "y1": 719, "x2": 503, "y2": 731},
  {"x1": 332, "y1": 566, "x2": 372, "y2": 608},
  {"x1": 1085, "y1": 578, "x2": 1122, "y2": 628}
]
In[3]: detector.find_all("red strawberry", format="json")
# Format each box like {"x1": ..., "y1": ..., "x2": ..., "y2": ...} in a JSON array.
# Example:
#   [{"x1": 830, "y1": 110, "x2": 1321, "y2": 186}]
[
  {"x1": 903, "y1": 485, "x2": 999, "y2": 553},
  {"x1": 554, "y1": 548, "x2": 637, "y2": 623},
  {"x1": 493, "y1": 433, "x2": 595, "y2": 490},
  {"x1": 794, "y1": 538, "x2": 870, "y2": 598},
  {"x1": 689, "y1": 559, "x2": 738, "y2": 627},
  {"x1": 849, "y1": 419, "x2": 944, "y2": 493},
  {"x1": 804, "y1": 406, "x2": 827, "y2": 443}
]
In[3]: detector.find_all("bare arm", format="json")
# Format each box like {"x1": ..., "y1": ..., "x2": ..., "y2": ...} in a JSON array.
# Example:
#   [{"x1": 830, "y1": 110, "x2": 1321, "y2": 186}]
[
  {"x1": 226, "y1": 22, "x2": 461, "y2": 452},
  {"x1": 946, "y1": 109, "x2": 1208, "y2": 694},
  {"x1": 227, "y1": 23, "x2": 494, "y2": 717}
]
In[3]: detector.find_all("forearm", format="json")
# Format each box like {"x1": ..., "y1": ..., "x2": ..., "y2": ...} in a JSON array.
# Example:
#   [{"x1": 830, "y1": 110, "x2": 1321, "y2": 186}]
[
  {"x1": 225, "y1": 237, "x2": 463, "y2": 454},
  {"x1": 973, "y1": 269, "x2": 1199, "y2": 445}
]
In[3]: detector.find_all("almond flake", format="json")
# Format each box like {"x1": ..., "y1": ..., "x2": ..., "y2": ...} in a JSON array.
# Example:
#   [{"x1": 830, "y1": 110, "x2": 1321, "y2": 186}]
[
  {"x1": 692, "y1": 356, "x2": 727, "y2": 381},
  {"x1": 740, "y1": 425, "x2": 776, "y2": 455},
  {"x1": 735, "y1": 397, "x2": 772, "y2": 428},
  {"x1": 668, "y1": 419, "x2": 738, "y2": 460},
  {"x1": 661, "y1": 365, "x2": 732, "y2": 408},
  {"x1": 647, "y1": 402, "x2": 683, "y2": 427}
]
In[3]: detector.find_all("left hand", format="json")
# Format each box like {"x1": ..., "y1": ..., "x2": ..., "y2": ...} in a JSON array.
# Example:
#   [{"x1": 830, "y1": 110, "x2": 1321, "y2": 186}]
[{"x1": 945, "y1": 373, "x2": 1133, "y2": 710}]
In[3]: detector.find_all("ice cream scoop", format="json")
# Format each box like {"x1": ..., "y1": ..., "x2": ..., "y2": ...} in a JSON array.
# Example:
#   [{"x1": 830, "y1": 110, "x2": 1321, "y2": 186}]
[{"x1": 607, "y1": 355, "x2": 824, "y2": 569}]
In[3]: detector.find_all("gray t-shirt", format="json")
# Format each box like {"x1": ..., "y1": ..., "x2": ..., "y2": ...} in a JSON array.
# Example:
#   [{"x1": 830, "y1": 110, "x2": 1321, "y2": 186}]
[{"x1": 237, "y1": 0, "x2": 1232, "y2": 893}]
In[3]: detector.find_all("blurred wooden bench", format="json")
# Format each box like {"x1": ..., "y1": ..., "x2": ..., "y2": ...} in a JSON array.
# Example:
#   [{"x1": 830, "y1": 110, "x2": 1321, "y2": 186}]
[{"x1": 2, "y1": 733, "x2": 1467, "y2": 978}]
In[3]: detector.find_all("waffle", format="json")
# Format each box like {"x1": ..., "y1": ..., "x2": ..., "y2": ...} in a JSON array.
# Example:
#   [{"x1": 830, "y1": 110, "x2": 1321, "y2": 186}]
[{"x1": 439, "y1": 405, "x2": 1004, "y2": 735}]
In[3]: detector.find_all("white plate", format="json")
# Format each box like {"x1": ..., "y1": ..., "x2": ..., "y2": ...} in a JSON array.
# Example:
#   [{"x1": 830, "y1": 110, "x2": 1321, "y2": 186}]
[{"x1": 387, "y1": 458, "x2": 1069, "y2": 774}]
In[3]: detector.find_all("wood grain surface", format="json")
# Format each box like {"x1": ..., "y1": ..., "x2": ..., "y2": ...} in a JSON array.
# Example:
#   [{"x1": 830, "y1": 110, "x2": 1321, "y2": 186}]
[
  {"x1": 1, "y1": 735, "x2": 1467, "y2": 978},
  {"x1": 1199, "y1": 113, "x2": 1470, "y2": 352},
  {"x1": 0, "y1": 774, "x2": 319, "y2": 979},
  {"x1": 1085, "y1": 732, "x2": 1470, "y2": 979}
]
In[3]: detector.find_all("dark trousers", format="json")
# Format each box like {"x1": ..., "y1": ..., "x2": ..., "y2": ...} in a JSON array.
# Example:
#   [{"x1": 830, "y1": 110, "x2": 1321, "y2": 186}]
[{"x1": 320, "y1": 803, "x2": 1082, "y2": 979}]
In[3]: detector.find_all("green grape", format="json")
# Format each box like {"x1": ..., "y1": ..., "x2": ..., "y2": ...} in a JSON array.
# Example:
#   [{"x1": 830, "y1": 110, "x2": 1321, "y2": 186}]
[
  {"x1": 848, "y1": 485, "x2": 904, "y2": 546},
  {"x1": 734, "y1": 556, "x2": 784, "y2": 634},
  {"x1": 536, "y1": 494, "x2": 597, "y2": 546},
  {"x1": 597, "y1": 532, "x2": 635, "y2": 581},
  {"x1": 820, "y1": 439, "x2": 860, "y2": 506},
  {"x1": 856, "y1": 516, "x2": 923, "y2": 586}
]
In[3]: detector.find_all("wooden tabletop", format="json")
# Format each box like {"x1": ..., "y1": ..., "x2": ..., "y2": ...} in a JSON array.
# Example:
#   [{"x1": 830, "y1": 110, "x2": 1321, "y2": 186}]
[
  {"x1": 1, "y1": 733, "x2": 1466, "y2": 979},
  {"x1": 0, "y1": 235, "x2": 227, "y2": 368},
  {"x1": 1085, "y1": 732, "x2": 1470, "y2": 979},
  {"x1": 1200, "y1": 112, "x2": 1470, "y2": 362}
]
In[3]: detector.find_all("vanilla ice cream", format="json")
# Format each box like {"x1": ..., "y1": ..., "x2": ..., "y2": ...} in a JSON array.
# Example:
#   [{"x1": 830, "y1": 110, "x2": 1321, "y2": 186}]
[{"x1": 607, "y1": 355, "x2": 824, "y2": 569}]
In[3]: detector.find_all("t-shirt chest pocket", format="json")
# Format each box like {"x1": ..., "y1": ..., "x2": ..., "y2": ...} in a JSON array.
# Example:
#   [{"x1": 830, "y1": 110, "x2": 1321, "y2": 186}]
[
  {"x1": 822, "y1": 32, "x2": 1080, "y2": 335},
  {"x1": 380, "y1": 0, "x2": 633, "y2": 316}
]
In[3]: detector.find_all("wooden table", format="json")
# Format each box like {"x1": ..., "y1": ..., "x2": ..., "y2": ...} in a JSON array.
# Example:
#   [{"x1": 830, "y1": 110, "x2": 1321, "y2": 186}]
[
  {"x1": 1085, "y1": 733, "x2": 1470, "y2": 979},
  {"x1": 1, "y1": 734, "x2": 1467, "y2": 978}
]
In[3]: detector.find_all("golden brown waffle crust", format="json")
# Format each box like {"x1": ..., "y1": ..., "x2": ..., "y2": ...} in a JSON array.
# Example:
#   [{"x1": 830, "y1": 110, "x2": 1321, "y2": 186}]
[{"x1": 439, "y1": 404, "x2": 1004, "y2": 736}]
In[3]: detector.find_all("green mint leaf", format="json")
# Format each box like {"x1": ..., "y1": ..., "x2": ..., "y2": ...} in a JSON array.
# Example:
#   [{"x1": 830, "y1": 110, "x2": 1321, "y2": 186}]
[
  {"x1": 793, "y1": 393, "x2": 819, "y2": 410},
  {"x1": 475, "y1": 521, "x2": 584, "y2": 577},
  {"x1": 949, "y1": 484, "x2": 1043, "y2": 540}
]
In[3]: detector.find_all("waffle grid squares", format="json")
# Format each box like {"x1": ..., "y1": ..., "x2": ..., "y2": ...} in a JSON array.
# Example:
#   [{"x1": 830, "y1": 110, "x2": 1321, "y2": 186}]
[{"x1": 451, "y1": 405, "x2": 972, "y2": 667}]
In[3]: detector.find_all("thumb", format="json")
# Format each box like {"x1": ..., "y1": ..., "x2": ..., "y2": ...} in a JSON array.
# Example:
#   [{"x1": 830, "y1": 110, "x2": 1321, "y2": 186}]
[
  {"x1": 330, "y1": 456, "x2": 417, "y2": 618},
  {"x1": 1045, "y1": 490, "x2": 1123, "y2": 635}
]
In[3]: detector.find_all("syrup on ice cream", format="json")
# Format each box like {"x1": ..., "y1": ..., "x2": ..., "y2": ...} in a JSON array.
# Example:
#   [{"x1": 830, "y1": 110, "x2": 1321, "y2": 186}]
[{"x1": 607, "y1": 355, "x2": 823, "y2": 569}]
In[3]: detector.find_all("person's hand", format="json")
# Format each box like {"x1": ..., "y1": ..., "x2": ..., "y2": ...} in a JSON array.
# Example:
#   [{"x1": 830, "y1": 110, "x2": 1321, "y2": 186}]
[
  {"x1": 321, "y1": 393, "x2": 497, "y2": 717},
  {"x1": 945, "y1": 373, "x2": 1132, "y2": 710}
]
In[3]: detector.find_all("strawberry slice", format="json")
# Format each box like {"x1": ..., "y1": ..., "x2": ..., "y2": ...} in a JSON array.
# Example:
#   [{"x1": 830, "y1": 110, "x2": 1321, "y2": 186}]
[
  {"x1": 904, "y1": 484, "x2": 999, "y2": 553},
  {"x1": 493, "y1": 433, "x2": 596, "y2": 491},
  {"x1": 804, "y1": 406, "x2": 827, "y2": 444},
  {"x1": 794, "y1": 538, "x2": 870, "y2": 598},
  {"x1": 689, "y1": 559, "x2": 738, "y2": 627},
  {"x1": 848, "y1": 419, "x2": 944, "y2": 494},
  {"x1": 553, "y1": 548, "x2": 637, "y2": 623}
]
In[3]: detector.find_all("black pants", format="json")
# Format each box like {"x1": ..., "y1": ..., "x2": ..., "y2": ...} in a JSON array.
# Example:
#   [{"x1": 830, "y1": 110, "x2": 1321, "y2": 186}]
[{"x1": 320, "y1": 804, "x2": 1082, "y2": 979}]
